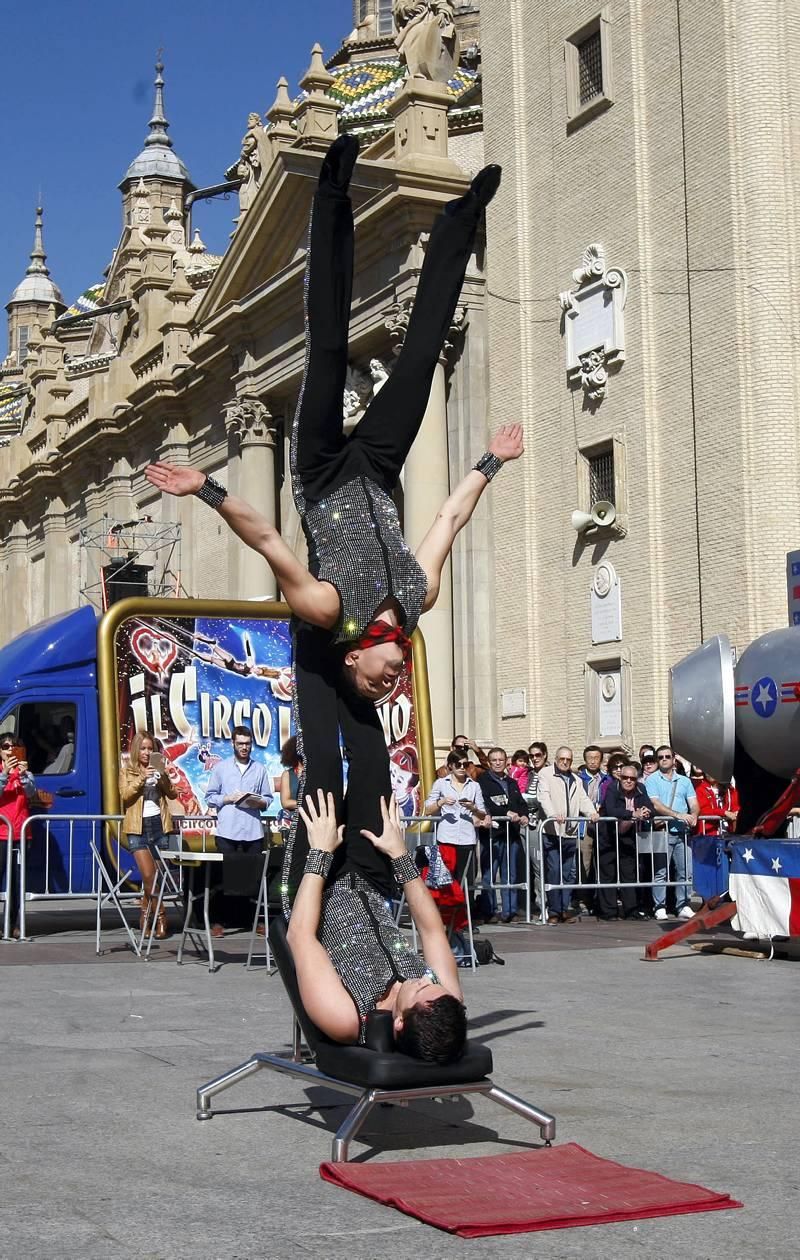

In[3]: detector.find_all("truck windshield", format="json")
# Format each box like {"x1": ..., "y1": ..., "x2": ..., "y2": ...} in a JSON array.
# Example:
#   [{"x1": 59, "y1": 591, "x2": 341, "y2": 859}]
[{"x1": 0, "y1": 701, "x2": 76, "y2": 775}]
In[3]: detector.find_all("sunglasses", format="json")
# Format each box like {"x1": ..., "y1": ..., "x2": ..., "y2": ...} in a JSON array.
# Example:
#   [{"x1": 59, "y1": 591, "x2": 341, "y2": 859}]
[
  {"x1": 619, "y1": 774, "x2": 637, "y2": 781},
  {"x1": 658, "y1": 754, "x2": 673, "y2": 761},
  {"x1": 454, "y1": 760, "x2": 469, "y2": 768},
  {"x1": 0, "y1": 745, "x2": 13, "y2": 752}
]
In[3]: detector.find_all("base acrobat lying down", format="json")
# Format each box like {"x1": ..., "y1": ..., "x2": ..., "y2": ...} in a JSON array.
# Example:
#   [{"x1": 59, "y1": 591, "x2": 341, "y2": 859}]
[{"x1": 148, "y1": 134, "x2": 523, "y2": 1065}]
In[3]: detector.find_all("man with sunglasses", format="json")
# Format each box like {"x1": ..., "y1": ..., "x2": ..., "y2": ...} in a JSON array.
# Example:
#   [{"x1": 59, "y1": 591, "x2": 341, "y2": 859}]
[
  {"x1": 599, "y1": 763, "x2": 655, "y2": 920},
  {"x1": 645, "y1": 746, "x2": 698, "y2": 920}
]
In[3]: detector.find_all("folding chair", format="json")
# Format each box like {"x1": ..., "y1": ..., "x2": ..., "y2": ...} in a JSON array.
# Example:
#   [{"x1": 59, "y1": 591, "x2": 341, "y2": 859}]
[
  {"x1": 90, "y1": 837, "x2": 141, "y2": 957},
  {"x1": 143, "y1": 849, "x2": 186, "y2": 958},
  {"x1": 196, "y1": 915, "x2": 556, "y2": 1161},
  {"x1": 245, "y1": 847, "x2": 283, "y2": 972}
]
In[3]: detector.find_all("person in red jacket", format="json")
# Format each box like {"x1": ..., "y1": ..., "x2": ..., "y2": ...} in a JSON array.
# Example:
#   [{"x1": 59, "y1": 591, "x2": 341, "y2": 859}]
[
  {"x1": 694, "y1": 773, "x2": 740, "y2": 835},
  {"x1": 0, "y1": 736, "x2": 36, "y2": 938}
]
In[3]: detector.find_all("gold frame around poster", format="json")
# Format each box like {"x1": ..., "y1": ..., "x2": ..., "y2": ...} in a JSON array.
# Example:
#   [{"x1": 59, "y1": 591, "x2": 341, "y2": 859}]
[{"x1": 97, "y1": 596, "x2": 436, "y2": 820}]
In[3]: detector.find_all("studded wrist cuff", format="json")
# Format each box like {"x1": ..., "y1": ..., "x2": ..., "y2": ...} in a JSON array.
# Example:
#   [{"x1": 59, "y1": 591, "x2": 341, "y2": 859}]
[
  {"x1": 391, "y1": 851, "x2": 420, "y2": 886},
  {"x1": 473, "y1": 451, "x2": 504, "y2": 482},
  {"x1": 304, "y1": 848, "x2": 333, "y2": 880},
  {"x1": 195, "y1": 474, "x2": 228, "y2": 510}
]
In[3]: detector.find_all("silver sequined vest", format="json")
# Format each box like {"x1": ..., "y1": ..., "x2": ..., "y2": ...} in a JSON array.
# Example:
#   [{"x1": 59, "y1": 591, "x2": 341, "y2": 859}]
[
  {"x1": 303, "y1": 476, "x2": 428, "y2": 643},
  {"x1": 320, "y1": 873, "x2": 427, "y2": 1041}
]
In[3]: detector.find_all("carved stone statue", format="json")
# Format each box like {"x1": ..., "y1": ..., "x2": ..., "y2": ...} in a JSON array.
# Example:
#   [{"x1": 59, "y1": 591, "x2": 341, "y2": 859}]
[
  {"x1": 369, "y1": 358, "x2": 389, "y2": 395},
  {"x1": 393, "y1": 0, "x2": 460, "y2": 83},
  {"x1": 235, "y1": 113, "x2": 271, "y2": 216}
]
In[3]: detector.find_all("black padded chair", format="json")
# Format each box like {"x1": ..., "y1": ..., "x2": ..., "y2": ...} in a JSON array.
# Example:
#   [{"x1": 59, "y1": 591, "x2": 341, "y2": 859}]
[{"x1": 196, "y1": 916, "x2": 556, "y2": 1161}]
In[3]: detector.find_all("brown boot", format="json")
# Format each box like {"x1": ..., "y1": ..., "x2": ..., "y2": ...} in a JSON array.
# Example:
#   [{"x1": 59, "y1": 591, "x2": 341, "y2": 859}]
[{"x1": 155, "y1": 906, "x2": 169, "y2": 940}]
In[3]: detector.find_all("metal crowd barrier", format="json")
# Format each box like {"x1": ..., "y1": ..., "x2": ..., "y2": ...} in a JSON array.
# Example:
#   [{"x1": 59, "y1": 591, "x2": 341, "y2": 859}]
[
  {"x1": 536, "y1": 813, "x2": 718, "y2": 924},
  {"x1": 1, "y1": 815, "x2": 16, "y2": 940},
  {"x1": 14, "y1": 814, "x2": 128, "y2": 941},
  {"x1": 475, "y1": 815, "x2": 532, "y2": 921}
]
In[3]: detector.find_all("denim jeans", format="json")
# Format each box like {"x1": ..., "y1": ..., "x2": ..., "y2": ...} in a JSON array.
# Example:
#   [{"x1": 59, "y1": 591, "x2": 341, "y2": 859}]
[
  {"x1": 651, "y1": 831, "x2": 692, "y2": 909},
  {"x1": 543, "y1": 835, "x2": 577, "y2": 916},
  {"x1": 480, "y1": 831, "x2": 523, "y2": 918}
]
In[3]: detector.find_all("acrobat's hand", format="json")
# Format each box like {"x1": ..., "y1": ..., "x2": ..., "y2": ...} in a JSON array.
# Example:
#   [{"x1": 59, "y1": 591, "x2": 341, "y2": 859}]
[
  {"x1": 298, "y1": 789, "x2": 344, "y2": 854},
  {"x1": 360, "y1": 796, "x2": 406, "y2": 860},
  {"x1": 488, "y1": 423, "x2": 524, "y2": 463},
  {"x1": 145, "y1": 462, "x2": 205, "y2": 498}
]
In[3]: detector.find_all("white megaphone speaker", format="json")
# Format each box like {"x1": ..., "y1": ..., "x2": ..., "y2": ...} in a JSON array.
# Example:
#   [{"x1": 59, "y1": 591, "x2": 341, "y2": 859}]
[
  {"x1": 571, "y1": 501, "x2": 617, "y2": 533},
  {"x1": 669, "y1": 633, "x2": 735, "y2": 782},
  {"x1": 571, "y1": 509, "x2": 594, "y2": 533},
  {"x1": 590, "y1": 500, "x2": 616, "y2": 528}
]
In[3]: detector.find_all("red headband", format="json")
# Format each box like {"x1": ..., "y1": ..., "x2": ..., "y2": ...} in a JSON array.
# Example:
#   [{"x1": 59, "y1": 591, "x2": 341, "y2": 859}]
[{"x1": 355, "y1": 619, "x2": 413, "y2": 661}]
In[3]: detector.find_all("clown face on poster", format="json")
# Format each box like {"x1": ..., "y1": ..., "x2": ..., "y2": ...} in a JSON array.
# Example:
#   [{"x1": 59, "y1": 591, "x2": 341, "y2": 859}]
[{"x1": 116, "y1": 612, "x2": 423, "y2": 831}]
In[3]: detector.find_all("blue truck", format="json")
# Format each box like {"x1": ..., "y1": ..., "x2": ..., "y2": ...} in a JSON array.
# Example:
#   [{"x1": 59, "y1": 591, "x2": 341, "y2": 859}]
[{"x1": 0, "y1": 598, "x2": 432, "y2": 904}]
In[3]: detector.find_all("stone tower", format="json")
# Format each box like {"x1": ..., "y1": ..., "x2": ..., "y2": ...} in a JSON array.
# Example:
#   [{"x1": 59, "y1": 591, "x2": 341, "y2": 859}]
[
  {"x1": 351, "y1": 2, "x2": 480, "y2": 47},
  {"x1": 5, "y1": 206, "x2": 65, "y2": 365},
  {"x1": 119, "y1": 59, "x2": 194, "y2": 228}
]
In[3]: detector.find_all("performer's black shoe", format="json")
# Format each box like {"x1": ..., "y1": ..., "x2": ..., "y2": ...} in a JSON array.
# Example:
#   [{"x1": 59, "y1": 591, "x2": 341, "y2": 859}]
[
  {"x1": 319, "y1": 134, "x2": 360, "y2": 195},
  {"x1": 445, "y1": 164, "x2": 502, "y2": 219}
]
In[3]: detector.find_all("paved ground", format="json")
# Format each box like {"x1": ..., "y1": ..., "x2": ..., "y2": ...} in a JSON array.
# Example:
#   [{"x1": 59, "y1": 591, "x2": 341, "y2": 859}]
[{"x1": 0, "y1": 905, "x2": 796, "y2": 1260}]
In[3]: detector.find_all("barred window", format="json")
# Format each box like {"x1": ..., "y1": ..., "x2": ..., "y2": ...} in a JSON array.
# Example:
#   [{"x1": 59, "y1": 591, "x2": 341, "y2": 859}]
[
  {"x1": 565, "y1": 11, "x2": 614, "y2": 130},
  {"x1": 358, "y1": 0, "x2": 369, "y2": 22},
  {"x1": 578, "y1": 30, "x2": 603, "y2": 106},
  {"x1": 589, "y1": 448, "x2": 615, "y2": 506}
]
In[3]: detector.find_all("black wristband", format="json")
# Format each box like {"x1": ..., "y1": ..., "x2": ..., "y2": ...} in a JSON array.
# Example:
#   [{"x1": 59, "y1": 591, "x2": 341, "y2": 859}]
[
  {"x1": 304, "y1": 848, "x2": 333, "y2": 879},
  {"x1": 473, "y1": 451, "x2": 503, "y2": 482},
  {"x1": 391, "y1": 851, "x2": 420, "y2": 886},
  {"x1": 195, "y1": 474, "x2": 228, "y2": 510}
]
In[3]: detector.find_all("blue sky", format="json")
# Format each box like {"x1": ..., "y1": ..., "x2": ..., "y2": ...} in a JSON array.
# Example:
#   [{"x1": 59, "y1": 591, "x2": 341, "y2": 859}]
[{"x1": 0, "y1": 1, "x2": 350, "y2": 314}]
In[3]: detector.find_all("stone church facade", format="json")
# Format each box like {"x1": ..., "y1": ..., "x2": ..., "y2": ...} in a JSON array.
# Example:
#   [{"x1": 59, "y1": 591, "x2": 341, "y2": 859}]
[
  {"x1": 3, "y1": 0, "x2": 798, "y2": 757},
  {"x1": 0, "y1": 1, "x2": 490, "y2": 753},
  {"x1": 480, "y1": 0, "x2": 800, "y2": 752}
]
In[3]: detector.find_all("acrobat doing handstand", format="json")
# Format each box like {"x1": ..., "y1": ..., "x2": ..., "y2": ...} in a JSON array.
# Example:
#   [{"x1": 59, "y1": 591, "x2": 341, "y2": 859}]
[{"x1": 147, "y1": 135, "x2": 522, "y2": 1062}]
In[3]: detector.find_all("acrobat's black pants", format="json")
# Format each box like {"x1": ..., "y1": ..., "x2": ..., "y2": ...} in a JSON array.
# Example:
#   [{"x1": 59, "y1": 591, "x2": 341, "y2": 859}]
[{"x1": 284, "y1": 170, "x2": 484, "y2": 906}]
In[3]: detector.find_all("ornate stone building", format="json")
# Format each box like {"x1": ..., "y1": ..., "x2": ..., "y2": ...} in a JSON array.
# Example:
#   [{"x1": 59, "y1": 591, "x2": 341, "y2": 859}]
[
  {"x1": 0, "y1": 1, "x2": 494, "y2": 752},
  {"x1": 480, "y1": 0, "x2": 800, "y2": 753}
]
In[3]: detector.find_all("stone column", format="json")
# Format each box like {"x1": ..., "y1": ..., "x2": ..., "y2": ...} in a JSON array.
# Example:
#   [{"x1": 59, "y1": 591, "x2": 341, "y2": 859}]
[
  {"x1": 224, "y1": 397, "x2": 277, "y2": 599},
  {"x1": 5, "y1": 518, "x2": 30, "y2": 640},
  {"x1": 42, "y1": 496, "x2": 73, "y2": 618},
  {"x1": 387, "y1": 303, "x2": 467, "y2": 748}
]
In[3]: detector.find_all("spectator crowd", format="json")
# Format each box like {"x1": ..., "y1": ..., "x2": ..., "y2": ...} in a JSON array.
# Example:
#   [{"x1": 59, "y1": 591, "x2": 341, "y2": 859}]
[{"x1": 422, "y1": 734, "x2": 741, "y2": 928}]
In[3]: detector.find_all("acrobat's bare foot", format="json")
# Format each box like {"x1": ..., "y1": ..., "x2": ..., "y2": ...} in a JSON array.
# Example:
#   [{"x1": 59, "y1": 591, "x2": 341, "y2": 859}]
[
  {"x1": 445, "y1": 164, "x2": 502, "y2": 218},
  {"x1": 319, "y1": 134, "x2": 360, "y2": 196}
]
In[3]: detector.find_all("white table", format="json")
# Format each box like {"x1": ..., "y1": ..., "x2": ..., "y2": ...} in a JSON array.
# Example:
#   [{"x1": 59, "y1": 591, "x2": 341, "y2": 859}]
[{"x1": 157, "y1": 849, "x2": 223, "y2": 972}]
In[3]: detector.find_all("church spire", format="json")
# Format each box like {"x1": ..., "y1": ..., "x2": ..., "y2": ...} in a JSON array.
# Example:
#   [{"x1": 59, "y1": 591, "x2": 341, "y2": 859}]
[
  {"x1": 121, "y1": 55, "x2": 192, "y2": 189},
  {"x1": 7, "y1": 205, "x2": 64, "y2": 309},
  {"x1": 143, "y1": 57, "x2": 173, "y2": 151},
  {"x1": 27, "y1": 206, "x2": 50, "y2": 276}
]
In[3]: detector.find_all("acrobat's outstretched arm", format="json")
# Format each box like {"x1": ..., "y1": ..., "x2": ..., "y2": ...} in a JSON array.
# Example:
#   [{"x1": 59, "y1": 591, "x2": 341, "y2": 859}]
[
  {"x1": 415, "y1": 423, "x2": 523, "y2": 610},
  {"x1": 145, "y1": 462, "x2": 340, "y2": 629}
]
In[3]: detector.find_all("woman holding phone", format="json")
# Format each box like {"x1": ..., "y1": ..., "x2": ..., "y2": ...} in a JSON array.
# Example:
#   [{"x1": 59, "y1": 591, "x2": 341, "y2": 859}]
[
  {"x1": 0, "y1": 736, "x2": 36, "y2": 937},
  {"x1": 119, "y1": 731, "x2": 177, "y2": 938}
]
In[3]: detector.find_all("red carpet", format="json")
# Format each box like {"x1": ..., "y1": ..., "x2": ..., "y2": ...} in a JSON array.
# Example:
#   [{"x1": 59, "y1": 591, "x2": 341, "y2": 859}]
[{"x1": 320, "y1": 1143, "x2": 742, "y2": 1237}]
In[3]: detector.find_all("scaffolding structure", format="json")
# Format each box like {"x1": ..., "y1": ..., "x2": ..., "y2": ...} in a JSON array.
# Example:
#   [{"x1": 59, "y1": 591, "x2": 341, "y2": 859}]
[{"x1": 79, "y1": 516, "x2": 183, "y2": 611}]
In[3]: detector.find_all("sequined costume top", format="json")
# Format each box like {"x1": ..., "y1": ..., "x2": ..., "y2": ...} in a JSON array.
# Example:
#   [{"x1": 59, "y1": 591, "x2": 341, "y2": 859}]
[
  {"x1": 320, "y1": 872, "x2": 428, "y2": 1042},
  {"x1": 303, "y1": 475, "x2": 428, "y2": 643}
]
